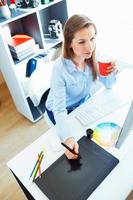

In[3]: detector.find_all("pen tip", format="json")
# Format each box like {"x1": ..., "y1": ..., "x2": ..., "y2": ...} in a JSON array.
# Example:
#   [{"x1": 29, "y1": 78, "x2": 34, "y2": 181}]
[{"x1": 78, "y1": 155, "x2": 82, "y2": 159}]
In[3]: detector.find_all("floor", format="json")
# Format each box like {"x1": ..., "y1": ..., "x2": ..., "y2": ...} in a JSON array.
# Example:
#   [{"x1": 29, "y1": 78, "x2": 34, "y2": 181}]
[{"x1": 0, "y1": 83, "x2": 49, "y2": 200}]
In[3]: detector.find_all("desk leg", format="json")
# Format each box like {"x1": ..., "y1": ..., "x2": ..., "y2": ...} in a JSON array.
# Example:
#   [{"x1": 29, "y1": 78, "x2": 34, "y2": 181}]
[{"x1": 11, "y1": 170, "x2": 35, "y2": 200}]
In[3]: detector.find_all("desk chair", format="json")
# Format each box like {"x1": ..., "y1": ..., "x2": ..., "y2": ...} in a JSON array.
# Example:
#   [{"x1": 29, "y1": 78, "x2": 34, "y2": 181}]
[
  {"x1": 26, "y1": 60, "x2": 54, "y2": 125},
  {"x1": 33, "y1": 88, "x2": 54, "y2": 127},
  {"x1": 44, "y1": 110, "x2": 54, "y2": 127}
]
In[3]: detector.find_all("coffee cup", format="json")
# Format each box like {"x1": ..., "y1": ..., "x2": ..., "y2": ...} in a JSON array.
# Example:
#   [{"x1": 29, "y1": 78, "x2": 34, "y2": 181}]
[{"x1": 98, "y1": 55, "x2": 112, "y2": 76}]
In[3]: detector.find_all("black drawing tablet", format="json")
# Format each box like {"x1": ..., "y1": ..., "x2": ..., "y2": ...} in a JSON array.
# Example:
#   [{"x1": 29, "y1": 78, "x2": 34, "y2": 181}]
[{"x1": 34, "y1": 136, "x2": 119, "y2": 200}]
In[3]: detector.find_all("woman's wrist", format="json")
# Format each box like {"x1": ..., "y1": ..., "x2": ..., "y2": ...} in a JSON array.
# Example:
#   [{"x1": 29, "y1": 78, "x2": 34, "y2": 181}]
[{"x1": 65, "y1": 137, "x2": 75, "y2": 144}]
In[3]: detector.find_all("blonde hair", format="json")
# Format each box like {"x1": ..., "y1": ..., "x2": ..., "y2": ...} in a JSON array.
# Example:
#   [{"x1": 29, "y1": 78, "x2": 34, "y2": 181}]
[{"x1": 62, "y1": 14, "x2": 97, "y2": 80}]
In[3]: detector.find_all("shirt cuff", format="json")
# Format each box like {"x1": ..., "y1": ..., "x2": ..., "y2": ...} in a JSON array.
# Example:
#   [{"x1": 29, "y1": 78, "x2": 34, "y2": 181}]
[{"x1": 54, "y1": 111, "x2": 75, "y2": 141}]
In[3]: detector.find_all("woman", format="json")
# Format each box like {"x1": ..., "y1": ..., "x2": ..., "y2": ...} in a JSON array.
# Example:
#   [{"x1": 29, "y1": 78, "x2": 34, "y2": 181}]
[{"x1": 45, "y1": 14, "x2": 118, "y2": 159}]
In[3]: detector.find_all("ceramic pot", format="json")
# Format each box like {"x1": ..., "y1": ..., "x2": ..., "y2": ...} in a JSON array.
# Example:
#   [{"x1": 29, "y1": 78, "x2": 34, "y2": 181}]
[{"x1": 0, "y1": 4, "x2": 11, "y2": 19}]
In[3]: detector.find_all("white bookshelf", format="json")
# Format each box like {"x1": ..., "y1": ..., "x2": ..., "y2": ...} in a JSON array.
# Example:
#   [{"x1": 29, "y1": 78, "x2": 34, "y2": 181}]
[{"x1": 0, "y1": 0, "x2": 68, "y2": 122}]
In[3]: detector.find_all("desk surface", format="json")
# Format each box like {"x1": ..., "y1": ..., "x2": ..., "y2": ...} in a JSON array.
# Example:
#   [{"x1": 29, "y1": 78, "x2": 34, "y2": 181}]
[{"x1": 7, "y1": 68, "x2": 133, "y2": 200}]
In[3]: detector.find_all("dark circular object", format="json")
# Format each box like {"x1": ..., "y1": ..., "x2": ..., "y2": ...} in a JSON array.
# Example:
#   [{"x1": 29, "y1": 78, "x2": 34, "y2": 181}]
[{"x1": 86, "y1": 128, "x2": 93, "y2": 139}]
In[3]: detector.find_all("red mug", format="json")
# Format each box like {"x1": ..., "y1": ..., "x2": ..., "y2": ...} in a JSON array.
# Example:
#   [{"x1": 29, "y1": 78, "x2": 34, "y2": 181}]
[{"x1": 98, "y1": 55, "x2": 112, "y2": 76}]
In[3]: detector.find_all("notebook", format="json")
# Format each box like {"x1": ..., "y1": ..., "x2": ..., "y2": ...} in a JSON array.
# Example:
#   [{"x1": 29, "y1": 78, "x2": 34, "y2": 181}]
[{"x1": 34, "y1": 136, "x2": 119, "y2": 200}]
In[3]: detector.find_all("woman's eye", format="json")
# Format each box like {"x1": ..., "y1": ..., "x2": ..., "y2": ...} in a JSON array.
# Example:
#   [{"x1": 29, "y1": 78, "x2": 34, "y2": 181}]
[
  {"x1": 91, "y1": 37, "x2": 96, "y2": 41},
  {"x1": 78, "y1": 41, "x2": 85, "y2": 44}
]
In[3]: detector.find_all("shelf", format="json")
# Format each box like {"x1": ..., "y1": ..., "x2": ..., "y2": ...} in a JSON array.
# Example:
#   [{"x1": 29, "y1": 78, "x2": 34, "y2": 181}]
[
  {"x1": 18, "y1": 0, "x2": 62, "y2": 12},
  {"x1": 14, "y1": 49, "x2": 54, "y2": 98},
  {"x1": 0, "y1": 10, "x2": 28, "y2": 25},
  {"x1": 44, "y1": 37, "x2": 63, "y2": 50},
  {"x1": 13, "y1": 47, "x2": 43, "y2": 65},
  {"x1": 0, "y1": 1, "x2": 63, "y2": 26}
]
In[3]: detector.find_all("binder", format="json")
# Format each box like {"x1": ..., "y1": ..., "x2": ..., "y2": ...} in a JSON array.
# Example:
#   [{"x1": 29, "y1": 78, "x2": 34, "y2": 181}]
[{"x1": 34, "y1": 136, "x2": 119, "y2": 200}]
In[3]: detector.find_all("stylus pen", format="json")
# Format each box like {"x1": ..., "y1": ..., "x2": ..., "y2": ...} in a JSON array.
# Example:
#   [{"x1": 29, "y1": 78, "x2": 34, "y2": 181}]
[{"x1": 61, "y1": 142, "x2": 82, "y2": 159}]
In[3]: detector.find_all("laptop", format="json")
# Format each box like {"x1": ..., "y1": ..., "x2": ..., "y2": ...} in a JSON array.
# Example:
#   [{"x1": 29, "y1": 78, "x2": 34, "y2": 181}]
[
  {"x1": 34, "y1": 136, "x2": 119, "y2": 200},
  {"x1": 115, "y1": 101, "x2": 133, "y2": 148}
]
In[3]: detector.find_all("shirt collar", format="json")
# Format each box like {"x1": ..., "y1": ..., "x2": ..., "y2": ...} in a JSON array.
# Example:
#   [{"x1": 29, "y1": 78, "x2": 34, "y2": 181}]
[{"x1": 62, "y1": 57, "x2": 84, "y2": 73}]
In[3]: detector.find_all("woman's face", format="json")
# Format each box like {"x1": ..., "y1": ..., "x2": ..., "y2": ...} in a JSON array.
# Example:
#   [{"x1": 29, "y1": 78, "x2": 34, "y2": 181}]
[{"x1": 70, "y1": 25, "x2": 96, "y2": 60}]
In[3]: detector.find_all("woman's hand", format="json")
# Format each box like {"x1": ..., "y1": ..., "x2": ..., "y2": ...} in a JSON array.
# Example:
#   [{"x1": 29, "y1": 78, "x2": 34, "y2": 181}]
[
  {"x1": 107, "y1": 60, "x2": 118, "y2": 75},
  {"x1": 64, "y1": 137, "x2": 79, "y2": 159}
]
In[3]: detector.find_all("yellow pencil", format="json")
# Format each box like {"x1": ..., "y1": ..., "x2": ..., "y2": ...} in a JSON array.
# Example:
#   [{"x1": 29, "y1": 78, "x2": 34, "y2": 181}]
[{"x1": 33, "y1": 151, "x2": 44, "y2": 181}]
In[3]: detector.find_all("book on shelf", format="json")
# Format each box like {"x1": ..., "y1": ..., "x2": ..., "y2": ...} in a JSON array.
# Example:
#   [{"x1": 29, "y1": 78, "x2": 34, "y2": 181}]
[
  {"x1": 10, "y1": 45, "x2": 36, "y2": 58},
  {"x1": 7, "y1": 34, "x2": 36, "y2": 51},
  {"x1": 10, "y1": 43, "x2": 36, "y2": 54},
  {"x1": 11, "y1": 49, "x2": 35, "y2": 61},
  {"x1": 13, "y1": 53, "x2": 34, "y2": 61},
  {"x1": 11, "y1": 44, "x2": 39, "y2": 61}
]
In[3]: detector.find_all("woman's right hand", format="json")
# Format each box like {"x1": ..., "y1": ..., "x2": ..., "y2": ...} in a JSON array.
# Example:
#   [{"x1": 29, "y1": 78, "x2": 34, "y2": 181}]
[{"x1": 64, "y1": 137, "x2": 79, "y2": 159}]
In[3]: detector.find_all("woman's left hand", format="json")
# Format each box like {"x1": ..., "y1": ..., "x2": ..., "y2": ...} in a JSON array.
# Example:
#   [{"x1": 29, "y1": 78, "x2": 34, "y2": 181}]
[{"x1": 106, "y1": 61, "x2": 118, "y2": 75}]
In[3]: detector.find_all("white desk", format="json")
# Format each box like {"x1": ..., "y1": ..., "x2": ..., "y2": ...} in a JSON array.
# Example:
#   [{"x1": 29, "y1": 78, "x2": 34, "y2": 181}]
[{"x1": 7, "y1": 69, "x2": 133, "y2": 200}]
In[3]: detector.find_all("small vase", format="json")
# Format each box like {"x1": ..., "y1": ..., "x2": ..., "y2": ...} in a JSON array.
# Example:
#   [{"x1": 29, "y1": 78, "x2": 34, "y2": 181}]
[{"x1": 0, "y1": 4, "x2": 11, "y2": 19}]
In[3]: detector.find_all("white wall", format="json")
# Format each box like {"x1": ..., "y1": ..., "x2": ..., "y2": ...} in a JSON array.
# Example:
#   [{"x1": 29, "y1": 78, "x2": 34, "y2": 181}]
[{"x1": 67, "y1": 0, "x2": 133, "y2": 65}]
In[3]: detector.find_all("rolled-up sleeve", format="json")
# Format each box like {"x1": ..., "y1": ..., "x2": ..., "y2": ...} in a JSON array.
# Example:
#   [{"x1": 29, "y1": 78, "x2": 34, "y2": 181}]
[
  {"x1": 51, "y1": 65, "x2": 74, "y2": 141},
  {"x1": 99, "y1": 72, "x2": 117, "y2": 89},
  {"x1": 55, "y1": 112, "x2": 75, "y2": 141}
]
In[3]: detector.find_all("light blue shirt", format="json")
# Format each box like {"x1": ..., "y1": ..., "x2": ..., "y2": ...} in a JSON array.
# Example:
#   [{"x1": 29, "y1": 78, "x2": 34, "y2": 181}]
[{"x1": 46, "y1": 56, "x2": 117, "y2": 141}]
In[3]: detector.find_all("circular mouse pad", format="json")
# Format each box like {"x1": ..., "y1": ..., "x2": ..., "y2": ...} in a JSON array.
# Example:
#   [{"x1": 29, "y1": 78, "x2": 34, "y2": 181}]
[{"x1": 93, "y1": 122, "x2": 120, "y2": 148}]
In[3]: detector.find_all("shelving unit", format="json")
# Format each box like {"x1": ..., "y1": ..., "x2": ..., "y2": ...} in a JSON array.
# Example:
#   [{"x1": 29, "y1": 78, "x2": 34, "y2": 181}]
[{"x1": 0, "y1": 0, "x2": 68, "y2": 122}]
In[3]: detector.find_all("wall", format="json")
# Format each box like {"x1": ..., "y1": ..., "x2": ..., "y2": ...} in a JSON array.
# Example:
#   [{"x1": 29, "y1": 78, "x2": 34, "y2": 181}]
[
  {"x1": 0, "y1": 0, "x2": 133, "y2": 87},
  {"x1": 67, "y1": 0, "x2": 133, "y2": 66}
]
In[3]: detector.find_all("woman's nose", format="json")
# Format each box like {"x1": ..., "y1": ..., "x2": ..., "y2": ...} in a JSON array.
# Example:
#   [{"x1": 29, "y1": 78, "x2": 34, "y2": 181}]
[{"x1": 85, "y1": 41, "x2": 93, "y2": 51}]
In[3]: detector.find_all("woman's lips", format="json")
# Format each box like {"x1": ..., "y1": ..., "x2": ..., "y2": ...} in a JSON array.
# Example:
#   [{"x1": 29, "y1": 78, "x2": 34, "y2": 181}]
[{"x1": 84, "y1": 52, "x2": 92, "y2": 57}]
